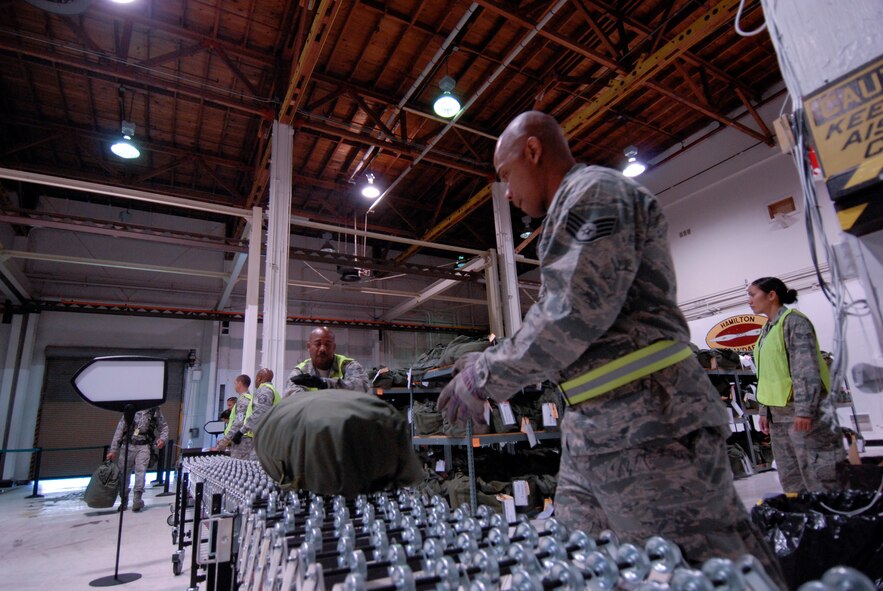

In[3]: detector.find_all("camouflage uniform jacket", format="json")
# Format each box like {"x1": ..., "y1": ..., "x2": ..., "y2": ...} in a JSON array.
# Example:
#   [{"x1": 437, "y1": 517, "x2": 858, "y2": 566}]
[
  {"x1": 242, "y1": 382, "x2": 278, "y2": 435},
  {"x1": 756, "y1": 306, "x2": 829, "y2": 420},
  {"x1": 110, "y1": 407, "x2": 169, "y2": 451},
  {"x1": 220, "y1": 392, "x2": 253, "y2": 443},
  {"x1": 474, "y1": 164, "x2": 728, "y2": 453},
  {"x1": 285, "y1": 354, "x2": 370, "y2": 396}
]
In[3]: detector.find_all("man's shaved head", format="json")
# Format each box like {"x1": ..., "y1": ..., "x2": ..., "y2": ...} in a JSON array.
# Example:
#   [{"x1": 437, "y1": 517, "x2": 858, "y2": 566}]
[{"x1": 493, "y1": 111, "x2": 575, "y2": 218}]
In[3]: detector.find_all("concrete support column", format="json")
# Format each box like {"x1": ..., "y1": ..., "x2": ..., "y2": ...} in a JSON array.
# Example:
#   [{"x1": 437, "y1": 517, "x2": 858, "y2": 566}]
[
  {"x1": 491, "y1": 182, "x2": 522, "y2": 336},
  {"x1": 261, "y1": 122, "x2": 293, "y2": 378},
  {"x1": 241, "y1": 206, "x2": 262, "y2": 376}
]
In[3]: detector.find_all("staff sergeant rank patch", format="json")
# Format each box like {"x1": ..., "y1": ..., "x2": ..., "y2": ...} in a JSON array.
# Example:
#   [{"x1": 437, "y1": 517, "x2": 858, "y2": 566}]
[{"x1": 566, "y1": 213, "x2": 618, "y2": 243}]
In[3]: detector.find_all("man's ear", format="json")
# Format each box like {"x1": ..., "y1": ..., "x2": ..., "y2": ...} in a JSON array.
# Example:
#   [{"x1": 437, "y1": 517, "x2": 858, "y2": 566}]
[{"x1": 525, "y1": 136, "x2": 542, "y2": 164}]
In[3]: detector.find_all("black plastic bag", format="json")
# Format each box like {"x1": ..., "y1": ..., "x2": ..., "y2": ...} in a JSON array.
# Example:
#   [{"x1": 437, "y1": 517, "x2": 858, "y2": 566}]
[{"x1": 750, "y1": 491, "x2": 883, "y2": 589}]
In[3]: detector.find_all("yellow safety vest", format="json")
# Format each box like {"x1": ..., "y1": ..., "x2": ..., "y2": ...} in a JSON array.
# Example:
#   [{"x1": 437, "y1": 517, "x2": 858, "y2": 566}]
[
  {"x1": 243, "y1": 384, "x2": 282, "y2": 437},
  {"x1": 295, "y1": 354, "x2": 356, "y2": 391},
  {"x1": 558, "y1": 340, "x2": 692, "y2": 406},
  {"x1": 755, "y1": 308, "x2": 830, "y2": 407},
  {"x1": 224, "y1": 404, "x2": 237, "y2": 436}
]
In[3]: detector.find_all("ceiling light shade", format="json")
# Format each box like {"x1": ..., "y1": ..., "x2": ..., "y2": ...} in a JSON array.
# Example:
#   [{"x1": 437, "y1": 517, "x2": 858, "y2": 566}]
[
  {"x1": 361, "y1": 173, "x2": 381, "y2": 198},
  {"x1": 110, "y1": 120, "x2": 140, "y2": 159},
  {"x1": 433, "y1": 75, "x2": 461, "y2": 118},
  {"x1": 319, "y1": 231, "x2": 335, "y2": 253},
  {"x1": 622, "y1": 145, "x2": 645, "y2": 177},
  {"x1": 519, "y1": 215, "x2": 532, "y2": 239}
]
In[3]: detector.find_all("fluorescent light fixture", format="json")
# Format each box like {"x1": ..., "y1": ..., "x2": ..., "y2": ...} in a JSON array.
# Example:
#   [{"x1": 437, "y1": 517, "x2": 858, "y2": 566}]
[
  {"x1": 110, "y1": 0, "x2": 137, "y2": 3},
  {"x1": 361, "y1": 173, "x2": 381, "y2": 198},
  {"x1": 433, "y1": 76, "x2": 460, "y2": 118},
  {"x1": 110, "y1": 121, "x2": 140, "y2": 159},
  {"x1": 622, "y1": 145, "x2": 645, "y2": 177}
]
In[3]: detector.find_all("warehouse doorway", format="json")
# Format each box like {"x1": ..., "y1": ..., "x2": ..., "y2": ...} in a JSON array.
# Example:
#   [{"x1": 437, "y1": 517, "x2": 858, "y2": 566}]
[{"x1": 33, "y1": 347, "x2": 187, "y2": 478}]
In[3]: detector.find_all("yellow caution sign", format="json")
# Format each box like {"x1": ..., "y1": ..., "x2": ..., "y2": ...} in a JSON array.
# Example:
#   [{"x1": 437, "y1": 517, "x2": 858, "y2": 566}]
[{"x1": 806, "y1": 55, "x2": 883, "y2": 178}]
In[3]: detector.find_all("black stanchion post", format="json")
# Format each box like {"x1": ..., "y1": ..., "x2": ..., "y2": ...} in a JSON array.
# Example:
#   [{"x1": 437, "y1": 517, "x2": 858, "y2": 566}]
[
  {"x1": 25, "y1": 448, "x2": 44, "y2": 499},
  {"x1": 152, "y1": 442, "x2": 165, "y2": 486},
  {"x1": 157, "y1": 440, "x2": 175, "y2": 497}
]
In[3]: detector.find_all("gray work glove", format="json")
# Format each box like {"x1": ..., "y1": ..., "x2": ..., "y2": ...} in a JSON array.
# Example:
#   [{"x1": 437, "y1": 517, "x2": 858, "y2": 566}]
[
  {"x1": 437, "y1": 365, "x2": 489, "y2": 425},
  {"x1": 290, "y1": 374, "x2": 328, "y2": 389},
  {"x1": 452, "y1": 352, "x2": 483, "y2": 377}
]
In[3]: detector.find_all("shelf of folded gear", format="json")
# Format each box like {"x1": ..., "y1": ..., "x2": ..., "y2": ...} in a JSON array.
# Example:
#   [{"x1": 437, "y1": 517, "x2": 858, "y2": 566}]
[{"x1": 412, "y1": 429, "x2": 561, "y2": 446}]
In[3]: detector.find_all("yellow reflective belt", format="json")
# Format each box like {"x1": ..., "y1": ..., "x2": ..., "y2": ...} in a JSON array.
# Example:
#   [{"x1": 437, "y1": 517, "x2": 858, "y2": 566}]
[{"x1": 558, "y1": 340, "x2": 692, "y2": 406}]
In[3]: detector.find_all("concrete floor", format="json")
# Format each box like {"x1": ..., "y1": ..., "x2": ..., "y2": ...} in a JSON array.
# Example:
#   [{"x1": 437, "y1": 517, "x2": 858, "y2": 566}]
[
  {"x1": 0, "y1": 468, "x2": 789, "y2": 591},
  {"x1": 0, "y1": 474, "x2": 185, "y2": 591}
]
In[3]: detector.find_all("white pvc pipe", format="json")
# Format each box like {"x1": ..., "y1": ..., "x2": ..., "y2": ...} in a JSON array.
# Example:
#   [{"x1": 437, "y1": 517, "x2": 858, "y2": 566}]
[{"x1": 0, "y1": 168, "x2": 251, "y2": 219}]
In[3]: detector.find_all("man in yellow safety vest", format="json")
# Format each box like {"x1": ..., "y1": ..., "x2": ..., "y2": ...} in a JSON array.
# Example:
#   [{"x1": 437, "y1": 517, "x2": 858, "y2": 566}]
[{"x1": 285, "y1": 326, "x2": 370, "y2": 395}]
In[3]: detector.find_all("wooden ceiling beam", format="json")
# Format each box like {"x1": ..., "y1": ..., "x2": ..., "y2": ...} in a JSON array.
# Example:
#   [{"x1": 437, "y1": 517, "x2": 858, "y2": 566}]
[
  {"x1": 116, "y1": 19, "x2": 133, "y2": 61},
  {"x1": 734, "y1": 86, "x2": 774, "y2": 142},
  {"x1": 0, "y1": 40, "x2": 274, "y2": 119},
  {"x1": 673, "y1": 61, "x2": 710, "y2": 107},
  {"x1": 570, "y1": 0, "x2": 619, "y2": 58},
  {"x1": 94, "y1": 5, "x2": 274, "y2": 65},
  {"x1": 58, "y1": 15, "x2": 103, "y2": 54},
  {"x1": 312, "y1": 73, "x2": 498, "y2": 141},
  {"x1": 4, "y1": 131, "x2": 64, "y2": 157},
  {"x1": 243, "y1": 0, "x2": 344, "y2": 211},
  {"x1": 196, "y1": 158, "x2": 242, "y2": 200},
  {"x1": 473, "y1": 0, "x2": 620, "y2": 72},
  {"x1": 646, "y1": 80, "x2": 773, "y2": 145},
  {"x1": 580, "y1": 0, "x2": 758, "y2": 98},
  {"x1": 295, "y1": 117, "x2": 492, "y2": 178},
  {"x1": 561, "y1": 0, "x2": 742, "y2": 138},
  {"x1": 348, "y1": 91, "x2": 397, "y2": 142},
  {"x1": 139, "y1": 41, "x2": 206, "y2": 69},
  {"x1": 208, "y1": 42, "x2": 260, "y2": 97}
]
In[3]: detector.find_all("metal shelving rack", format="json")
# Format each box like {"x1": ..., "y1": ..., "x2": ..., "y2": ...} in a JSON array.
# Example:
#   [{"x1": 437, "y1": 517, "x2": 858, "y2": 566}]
[
  {"x1": 395, "y1": 366, "x2": 560, "y2": 514},
  {"x1": 705, "y1": 368, "x2": 763, "y2": 473}
]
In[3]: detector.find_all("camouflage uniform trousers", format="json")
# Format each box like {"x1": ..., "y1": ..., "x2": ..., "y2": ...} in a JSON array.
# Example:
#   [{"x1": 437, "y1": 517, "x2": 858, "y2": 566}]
[
  {"x1": 116, "y1": 443, "x2": 151, "y2": 499},
  {"x1": 769, "y1": 409, "x2": 845, "y2": 493},
  {"x1": 230, "y1": 436, "x2": 256, "y2": 460},
  {"x1": 555, "y1": 423, "x2": 786, "y2": 586}
]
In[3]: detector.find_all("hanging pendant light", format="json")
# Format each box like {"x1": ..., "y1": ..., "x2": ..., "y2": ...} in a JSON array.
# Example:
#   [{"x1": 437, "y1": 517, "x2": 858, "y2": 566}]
[
  {"x1": 319, "y1": 232, "x2": 335, "y2": 253},
  {"x1": 110, "y1": 121, "x2": 140, "y2": 159},
  {"x1": 519, "y1": 216, "x2": 533, "y2": 239},
  {"x1": 361, "y1": 173, "x2": 381, "y2": 198},
  {"x1": 622, "y1": 146, "x2": 646, "y2": 177},
  {"x1": 433, "y1": 76, "x2": 461, "y2": 118}
]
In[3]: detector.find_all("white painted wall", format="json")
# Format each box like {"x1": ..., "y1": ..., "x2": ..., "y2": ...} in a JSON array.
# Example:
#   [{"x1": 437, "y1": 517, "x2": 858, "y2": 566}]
[{"x1": 640, "y1": 92, "x2": 883, "y2": 439}]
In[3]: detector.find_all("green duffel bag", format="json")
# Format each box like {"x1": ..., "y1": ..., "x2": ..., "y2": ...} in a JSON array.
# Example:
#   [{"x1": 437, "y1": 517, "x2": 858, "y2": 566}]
[
  {"x1": 413, "y1": 400, "x2": 443, "y2": 435},
  {"x1": 84, "y1": 460, "x2": 120, "y2": 509},
  {"x1": 254, "y1": 389, "x2": 423, "y2": 497}
]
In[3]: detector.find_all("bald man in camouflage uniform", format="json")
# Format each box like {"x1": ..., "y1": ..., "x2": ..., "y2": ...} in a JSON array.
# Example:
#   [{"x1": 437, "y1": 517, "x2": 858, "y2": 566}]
[
  {"x1": 218, "y1": 369, "x2": 280, "y2": 460},
  {"x1": 107, "y1": 407, "x2": 168, "y2": 511},
  {"x1": 438, "y1": 111, "x2": 783, "y2": 582}
]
